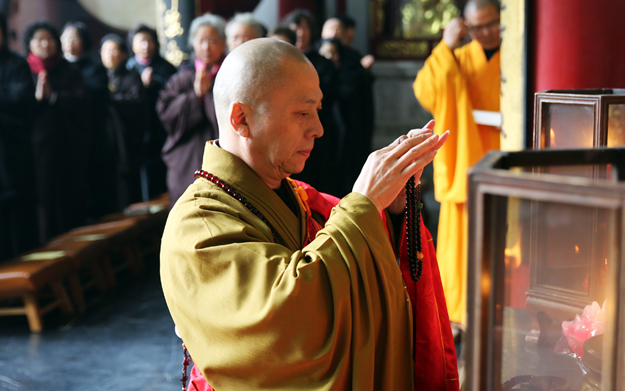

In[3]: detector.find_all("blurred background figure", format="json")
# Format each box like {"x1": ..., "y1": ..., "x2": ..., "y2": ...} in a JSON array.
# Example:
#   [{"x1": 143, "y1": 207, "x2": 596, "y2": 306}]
[
  {"x1": 0, "y1": 12, "x2": 37, "y2": 261},
  {"x1": 320, "y1": 16, "x2": 343, "y2": 42},
  {"x1": 268, "y1": 26, "x2": 296, "y2": 45},
  {"x1": 25, "y1": 20, "x2": 89, "y2": 242},
  {"x1": 320, "y1": 15, "x2": 375, "y2": 196},
  {"x1": 321, "y1": 16, "x2": 361, "y2": 69},
  {"x1": 60, "y1": 21, "x2": 107, "y2": 93},
  {"x1": 156, "y1": 13, "x2": 226, "y2": 205},
  {"x1": 333, "y1": 14, "x2": 374, "y2": 70},
  {"x1": 413, "y1": 0, "x2": 501, "y2": 328},
  {"x1": 318, "y1": 37, "x2": 340, "y2": 68},
  {"x1": 60, "y1": 20, "x2": 109, "y2": 220},
  {"x1": 282, "y1": 9, "x2": 340, "y2": 196},
  {"x1": 126, "y1": 24, "x2": 177, "y2": 200},
  {"x1": 225, "y1": 12, "x2": 265, "y2": 52},
  {"x1": 100, "y1": 33, "x2": 147, "y2": 211}
]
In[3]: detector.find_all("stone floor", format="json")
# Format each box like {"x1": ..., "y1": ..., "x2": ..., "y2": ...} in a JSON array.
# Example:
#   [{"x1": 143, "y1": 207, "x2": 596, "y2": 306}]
[
  {"x1": 0, "y1": 268, "x2": 183, "y2": 391},
  {"x1": 0, "y1": 269, "x2": 465, "y2": 391}
]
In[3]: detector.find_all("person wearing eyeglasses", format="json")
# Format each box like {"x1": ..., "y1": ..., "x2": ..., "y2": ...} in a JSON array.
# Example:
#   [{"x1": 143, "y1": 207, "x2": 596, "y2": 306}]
[{"x1": 413, "y1": 0, "x2": 501, "y2": 333}]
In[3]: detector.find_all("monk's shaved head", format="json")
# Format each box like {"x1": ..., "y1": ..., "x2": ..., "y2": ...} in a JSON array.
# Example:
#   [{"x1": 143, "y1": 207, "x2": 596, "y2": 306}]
[
  {"x1": 464, "y1": 0, "x2": 500, "y2": 16},
  {"x1": 213, "y1": 37, "x2": 323, "y2": 189},
  {"x1": 214, "y1": 38, "x2": 311, "y2": 123}
]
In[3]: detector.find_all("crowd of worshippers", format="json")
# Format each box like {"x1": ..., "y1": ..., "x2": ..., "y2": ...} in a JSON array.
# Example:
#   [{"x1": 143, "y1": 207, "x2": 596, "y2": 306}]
[{"x1": 0, "y1": 10, "x2": 375, "y2": 262}]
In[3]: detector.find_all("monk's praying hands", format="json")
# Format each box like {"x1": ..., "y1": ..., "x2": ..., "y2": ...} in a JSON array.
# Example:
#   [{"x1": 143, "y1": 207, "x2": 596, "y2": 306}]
[{"x1": 353, "y1": 120, "x2": 449, "y2": 212}]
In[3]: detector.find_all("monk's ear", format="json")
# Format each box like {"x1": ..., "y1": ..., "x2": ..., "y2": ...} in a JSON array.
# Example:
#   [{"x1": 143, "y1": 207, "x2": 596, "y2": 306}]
[{"x1": 230, "y1": 102, "x2": 250, "y2": 138}]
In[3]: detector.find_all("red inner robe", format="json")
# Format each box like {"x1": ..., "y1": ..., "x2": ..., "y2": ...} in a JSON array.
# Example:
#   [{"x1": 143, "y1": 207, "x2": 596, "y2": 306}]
[{"x1": 186, "y1": 181, "x2": 459, "y2": 391}]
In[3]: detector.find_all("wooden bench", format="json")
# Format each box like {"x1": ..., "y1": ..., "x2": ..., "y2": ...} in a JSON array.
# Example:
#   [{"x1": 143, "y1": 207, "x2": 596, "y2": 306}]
[
  {"x1": 47, "y1": 219, "x2": 144, "y2": 290},
  {"x1": 99, "y1": 195, "x2": 170, "y2": 258},
  {"x1": 40, "y1": 239, "x2": 111, "y2": 308},
  {"x1": 0, "y1": 194, "x2": 170, "y2": 332},
  {"x1": 0, "y1": 253, "x2": 74, "y2": 332}
]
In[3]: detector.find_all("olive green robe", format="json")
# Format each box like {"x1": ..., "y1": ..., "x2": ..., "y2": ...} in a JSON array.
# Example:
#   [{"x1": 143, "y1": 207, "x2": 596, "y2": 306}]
[{"x1": 160, "y1": 142, "x2": 414, "y2": 390}]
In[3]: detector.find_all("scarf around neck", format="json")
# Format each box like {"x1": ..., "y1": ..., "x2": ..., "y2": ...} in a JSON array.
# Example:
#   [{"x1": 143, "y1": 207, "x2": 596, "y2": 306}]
[
  {"x1": 194, "y1": 58, "x2": 221, "y2": 80},
  {"x1": 135, "y1": 55, "x2": 152, "y2": 67},
  {"x1": 27, "y1": 52, "x2": 62, "y2": 73}
]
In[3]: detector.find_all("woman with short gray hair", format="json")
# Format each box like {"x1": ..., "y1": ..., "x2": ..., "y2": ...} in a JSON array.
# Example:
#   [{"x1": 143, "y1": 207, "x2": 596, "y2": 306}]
[
  {"x1": 188, "y1": 13, "x2": 226, "y2": 48},
  {"x1": 156, "y1": 13, "x2": 227, "y2": 204},
  {"x1": 225, "y1": 12, "x2": 266, "y2": 51}
]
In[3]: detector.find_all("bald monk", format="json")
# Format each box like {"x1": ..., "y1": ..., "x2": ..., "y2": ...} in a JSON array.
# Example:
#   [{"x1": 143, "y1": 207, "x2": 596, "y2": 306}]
[
  {"x1": 413, "y1": 0, "x2": 501, "y2": 327},
  {"x1": 161, "y1": 38, "x2": 458, "y2": 390}
]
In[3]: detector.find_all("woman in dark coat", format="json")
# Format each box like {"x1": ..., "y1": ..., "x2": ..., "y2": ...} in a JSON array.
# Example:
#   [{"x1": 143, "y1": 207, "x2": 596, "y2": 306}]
[
  {"x1": 25, "y1": 20, "x2": 89, "y2": 242},
  {"x1": 0, "y1": 13, "x2": 37, "y2": 260},
  {"x1": 60, "y1": 21, "x2": 108, "y2": 96},
  {"x1": 127, "y1": 24, "x2": 177, "y2": 199},
  {"x1": 156, "y1": 13, "x2": 226, "y2": 205},
  {"x1": 101, "y1": 34, "x2": 147, "y2": 211},
  {"x1": 61, "y1": 21, "x2": 110, "y2": 218}
]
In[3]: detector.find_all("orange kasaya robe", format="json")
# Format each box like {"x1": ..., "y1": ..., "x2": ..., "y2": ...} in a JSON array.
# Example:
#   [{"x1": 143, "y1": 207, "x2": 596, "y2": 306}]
[
  {"x1": 186, "y1": 180, "x2": 459, "y2": 391},
  {"x1": 413, "y1": 40, "x2": 501, "y2": 325}
]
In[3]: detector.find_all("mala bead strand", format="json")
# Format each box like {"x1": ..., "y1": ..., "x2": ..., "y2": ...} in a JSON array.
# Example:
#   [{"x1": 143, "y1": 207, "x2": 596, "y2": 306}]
[
  {"x1": 405, "y1": 178, "x2": 415, "y2": 277},
  {"x1": 195, "y1": 170, "x2": 278, "y2": 243},
  {"x1": 181, "y1": 344, "x2": 190, "y2": 391},
  {"x1": 414, "y1": 182, "x2": 424, "y2": 280},
  {"x1": 405, "y1": 176, "x2": 424, "y2": 282}
]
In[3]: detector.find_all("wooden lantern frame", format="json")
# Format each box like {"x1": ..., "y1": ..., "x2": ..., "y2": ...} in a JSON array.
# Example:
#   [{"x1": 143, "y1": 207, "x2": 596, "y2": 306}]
[
  {"x1": 533, "y1": 89, "x2": 625, "y2": 149},
  {"x1": 465, "y1": 148, "x2": 625, "y2": 391}
]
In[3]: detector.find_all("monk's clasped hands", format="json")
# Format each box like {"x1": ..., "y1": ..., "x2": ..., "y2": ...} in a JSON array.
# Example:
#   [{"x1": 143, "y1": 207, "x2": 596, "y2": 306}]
[{"x1": 353, "y1": 120, "x2": 449, "y2": 212}]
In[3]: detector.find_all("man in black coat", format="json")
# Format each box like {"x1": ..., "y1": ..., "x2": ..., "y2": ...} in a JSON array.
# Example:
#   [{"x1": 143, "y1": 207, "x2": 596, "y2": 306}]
[{"x1": 0, "y1": 13, "x2": 37, "y2": 260}]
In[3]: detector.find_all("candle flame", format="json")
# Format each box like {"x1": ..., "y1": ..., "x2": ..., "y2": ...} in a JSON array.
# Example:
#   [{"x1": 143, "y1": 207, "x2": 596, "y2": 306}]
[
  {"x1": 504, "y1": 229, "x2": 522, "y2": 268},
  {"x1": 575, "y1": 245, "x2": 580, "y2": 254},
  {"x1": 550, "y1": 128, "x2": 556, "y2": 147},
  {"x1": 481, "y1": 274, "x2": 491, "y2": 296}
]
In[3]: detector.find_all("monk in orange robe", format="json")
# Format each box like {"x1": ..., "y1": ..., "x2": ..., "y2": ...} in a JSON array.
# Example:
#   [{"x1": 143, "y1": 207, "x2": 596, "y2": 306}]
[{"x1": 413, "y1": 0, "x2": 501, "y2": 326}]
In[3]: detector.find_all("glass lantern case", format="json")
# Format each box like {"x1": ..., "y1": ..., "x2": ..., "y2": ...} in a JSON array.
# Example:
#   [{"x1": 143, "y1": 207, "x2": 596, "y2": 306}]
[
  {"x1": 466, "y1": 148, "x2": 625, "y2": 391},
  {"x1": 533, "y1": 89, "x2": 625, "y2": 149}
]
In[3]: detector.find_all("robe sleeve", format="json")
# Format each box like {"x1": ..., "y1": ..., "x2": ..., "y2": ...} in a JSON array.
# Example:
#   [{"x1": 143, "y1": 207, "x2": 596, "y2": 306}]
[
  {"x1": 156, "y1": 70, "x2": 207, "y2": 152},
  {"x1": 413, "y1": 41, "x2": 484, "y2": 203},
  {"x1": 413, "y1": 41, "x2": 460, "y2": 115},
  {"x1": 399, "y1": 224, "x2": 459, "y2": 391},
  {"x1": 160, "y1": 189, "x2": 413, "y2": 390}
]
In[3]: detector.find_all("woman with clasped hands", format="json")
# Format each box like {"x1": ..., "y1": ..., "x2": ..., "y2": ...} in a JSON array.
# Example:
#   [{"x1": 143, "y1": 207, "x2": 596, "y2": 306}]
[{"x1": 156, "y1": 13, "x2": 227, "y2": 205}]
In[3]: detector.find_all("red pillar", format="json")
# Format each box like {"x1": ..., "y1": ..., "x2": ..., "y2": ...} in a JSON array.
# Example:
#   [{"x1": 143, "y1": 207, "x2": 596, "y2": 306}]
[{"x1": 533, "y1": 0, "x2": 625, "y2": 91}]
